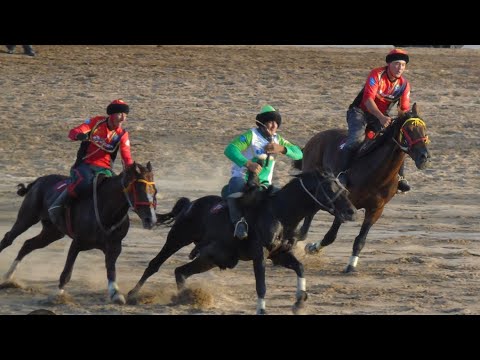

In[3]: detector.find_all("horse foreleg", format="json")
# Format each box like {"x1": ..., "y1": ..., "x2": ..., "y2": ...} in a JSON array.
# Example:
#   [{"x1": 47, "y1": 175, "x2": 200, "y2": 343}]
[
  {"x1": 128, "y1": 238, "x2": 190, "y2": 302},
  {"x1": 305, "y1": 216, "x2": 342, "y2": 254},
  {"x1": 105, "y1": 242, "x2": 125, "y2": 304},
  {"x1": 174, "y1": 255, "x2": 215, "y2": 291},
  {"x1": 344, "y1": 208, "x2": 383, "y2": 273},
  {"x1": 4, "y1": 222, "x2": 64, "y2": 282},
  {"x1": 270, "y1": 251, "x2": 307, "y2": 314},
  {"x1": 58, "y1": 242, "x2": 80, "y2": 295},
  {"x1": 252, "y1": 256, "x2": 267, "y2": 315},
  {"x1": 298, "y1": 215, "x2": 313, "y2": 241}
]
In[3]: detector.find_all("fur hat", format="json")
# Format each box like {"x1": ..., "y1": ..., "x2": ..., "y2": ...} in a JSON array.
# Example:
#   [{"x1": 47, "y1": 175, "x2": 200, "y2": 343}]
[
  {"x1": 256, "y1": 105, "x2": 282, "y2": 128},
  {"x1": 386, "y1": 48, "x2": 409, "y2": 64},
  {"x1": 106, "y1": 99, "x2": 130, "y2": 115}
]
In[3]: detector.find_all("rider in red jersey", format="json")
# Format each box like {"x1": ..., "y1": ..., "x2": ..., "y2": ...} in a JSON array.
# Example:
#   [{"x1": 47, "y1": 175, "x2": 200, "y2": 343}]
[
  {"x1": 48, "y1": 99, "x2": 134, "y2": 225},
  {"x1": 338, "y1": 48, "x2": 412, "y2": 193}
]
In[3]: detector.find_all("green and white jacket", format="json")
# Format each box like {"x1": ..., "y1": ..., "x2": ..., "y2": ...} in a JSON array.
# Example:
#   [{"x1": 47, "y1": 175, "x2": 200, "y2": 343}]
[{"x1": 224, "y1": 127, "x2": 303, "y2": 185}]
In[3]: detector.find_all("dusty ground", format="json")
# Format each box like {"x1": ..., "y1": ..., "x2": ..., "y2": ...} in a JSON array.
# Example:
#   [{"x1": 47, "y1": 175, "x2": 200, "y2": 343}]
[{"x1": 0, "y1": 45, "x2": 479, "y2": 315}]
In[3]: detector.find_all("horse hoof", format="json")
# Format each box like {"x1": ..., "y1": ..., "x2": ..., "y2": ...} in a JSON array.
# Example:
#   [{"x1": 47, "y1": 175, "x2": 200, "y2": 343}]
[
  {"x1": 112, "y1": 292, "x2": 126, "y2": 305},
  {"x1": 126, "y1": 292, "x2": 138, "y2": 305},
  {"x1": 343, "y1": 265, "x2": 358, "y2": 274},
  {"x1": 305, "y1": 243, "x2": 322, "y2": 254},
  {"x1": 292, "y1": 304, "x2": 306, "y2": 315},
  {"x1": 292, "y1": 291, "x2": 308, "y2": 314},
  {"x1": 256, "y1": 309, "x2": 267, "y2": 315}
]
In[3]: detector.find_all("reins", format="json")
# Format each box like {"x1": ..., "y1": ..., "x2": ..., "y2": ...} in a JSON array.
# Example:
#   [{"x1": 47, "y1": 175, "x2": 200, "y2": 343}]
[
  {"x1": 93, "y1": 174, "x2": 128, "y2": 235},
  {"x1": 298, "y1": 171, "x2": 347, "y2": 214}
]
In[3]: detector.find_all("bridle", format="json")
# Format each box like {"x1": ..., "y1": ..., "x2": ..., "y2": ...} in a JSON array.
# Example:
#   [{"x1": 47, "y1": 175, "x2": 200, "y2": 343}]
[
  {"x1": 393, "y1": 117, "x2": 430, "y2": 153},
  {"x1": 298, "y1": 170, "x2": 348, "y2": 215},
  {"x1": 123, "y1": 178, "x2": 157, "y2": 210},
  {"x1": 92, "y1": 174, "x2": 157, "y2": 235}
]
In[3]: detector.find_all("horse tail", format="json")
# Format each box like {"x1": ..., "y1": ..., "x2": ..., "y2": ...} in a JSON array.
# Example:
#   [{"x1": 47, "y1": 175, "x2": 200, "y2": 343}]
[
  {"x1": 16, "y1": 180, "x2": 38, "y2": 197},
  {"x1": 156, "y1": 197, "x2": 191, "y2": 227},
  {"x1": 292, "y1": 158, "x2": 303, "y2": 170}
]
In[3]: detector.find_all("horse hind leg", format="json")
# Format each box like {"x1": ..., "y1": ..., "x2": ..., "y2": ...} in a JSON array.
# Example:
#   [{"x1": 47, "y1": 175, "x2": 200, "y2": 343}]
[
  {"x1": 4, "y1": 221, "x2": 64, "y2": 282},
  {"x1": 0, "y1": 214, "x2": 41, "y2": 254}
]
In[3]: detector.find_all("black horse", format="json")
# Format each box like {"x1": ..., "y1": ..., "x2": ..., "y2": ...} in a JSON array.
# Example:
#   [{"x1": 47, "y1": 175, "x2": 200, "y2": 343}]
[
  {"x1": 0, "y1": 162, "x2": 157, "y2": 304},
  {"x1": 294, "y1": 103, "x2": 431, "y2": 272},
  {"x1": 128, "y1": 170, "x2": 356, "y2": 314}
]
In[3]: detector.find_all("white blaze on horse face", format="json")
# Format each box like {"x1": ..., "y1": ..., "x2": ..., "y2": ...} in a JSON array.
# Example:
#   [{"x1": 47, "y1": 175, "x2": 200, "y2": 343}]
[{"x1": 147, "y1": 192, "x2": 157, "y2": 223}]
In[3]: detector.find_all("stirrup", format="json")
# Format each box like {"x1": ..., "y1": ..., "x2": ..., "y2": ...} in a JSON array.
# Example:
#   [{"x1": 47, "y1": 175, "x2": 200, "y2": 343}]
[{"x1": 234, "y1": 217, "x2": 248, "y2": 240}]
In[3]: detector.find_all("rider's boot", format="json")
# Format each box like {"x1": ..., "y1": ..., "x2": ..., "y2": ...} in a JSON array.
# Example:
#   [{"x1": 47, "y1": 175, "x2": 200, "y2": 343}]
[
  {"x1": 48, "y1": 189, "x2": 73, "y2": 226},
  {"x1": 337, "y1": 148, "x2": 354, "y2": 187},
  {"x1": 397, "y1": 162, "x2": 411, "y2": 193},
  {"x1": 227, "y1": 197, "x2": 248, "y2": 240},
  {"x1": 397, "y1": 176, "x2": 411, "y2": 193}
]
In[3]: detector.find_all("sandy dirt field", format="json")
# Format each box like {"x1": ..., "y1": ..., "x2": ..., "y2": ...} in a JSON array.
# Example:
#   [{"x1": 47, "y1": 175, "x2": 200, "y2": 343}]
[{"x1": 0, "y1": 45, "x2": 479, "y2": 315}]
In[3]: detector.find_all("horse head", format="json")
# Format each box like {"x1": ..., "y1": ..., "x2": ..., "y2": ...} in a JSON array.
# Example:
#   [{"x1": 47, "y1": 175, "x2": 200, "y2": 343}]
[
  {"x1": 297, "y1": 170, "x2": 357, "y2": 223},
  {"x1": 394, "y1": 103, "x2": 431, "y2": 170},
  {"x1": 122, "y1": 161, "x2": 157, "y2": 229}
]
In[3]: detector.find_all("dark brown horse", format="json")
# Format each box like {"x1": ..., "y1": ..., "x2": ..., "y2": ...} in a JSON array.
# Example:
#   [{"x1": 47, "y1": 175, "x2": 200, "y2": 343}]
[
  {"x1": 128, "y1": 170, "x2": 356, "y2": 314},
  {"x1": 0, "y1": 162, "x2": 157, "y2": 304},
  {"x1": 294, "y1": 103, "x2": 430, "y2": 272}
]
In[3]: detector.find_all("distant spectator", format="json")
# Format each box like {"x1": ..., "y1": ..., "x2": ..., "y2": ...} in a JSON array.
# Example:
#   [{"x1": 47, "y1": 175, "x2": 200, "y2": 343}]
[{"x1": 6, "y1": 45, "x2": 35, "y2": 57}]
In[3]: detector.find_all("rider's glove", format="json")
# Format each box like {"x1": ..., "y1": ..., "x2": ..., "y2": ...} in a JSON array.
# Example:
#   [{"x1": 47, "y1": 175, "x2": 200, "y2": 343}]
[{"x1": 76, "y1": 133, "x2": 88, "y2": 141}]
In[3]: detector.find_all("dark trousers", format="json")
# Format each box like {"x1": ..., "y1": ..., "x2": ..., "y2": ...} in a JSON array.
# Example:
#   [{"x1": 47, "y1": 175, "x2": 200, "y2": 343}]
[{"x1": 67, "y1": 163, "x2": 112, "y2": 198}]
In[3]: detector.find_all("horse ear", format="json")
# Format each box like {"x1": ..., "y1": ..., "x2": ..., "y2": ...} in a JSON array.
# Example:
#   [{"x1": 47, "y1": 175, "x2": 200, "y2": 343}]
[
  {"x1": 147, "y1": 161, "x2": 152, "y2": 172},
  {"x1": 412, "y1": 103, "x2": 419, "y2": 117}
]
